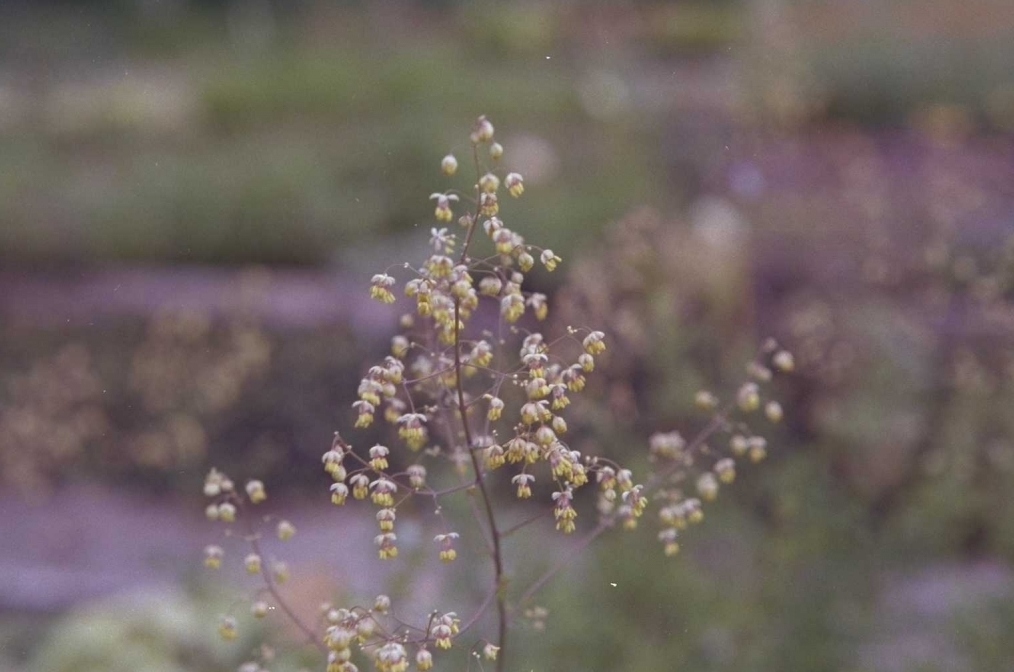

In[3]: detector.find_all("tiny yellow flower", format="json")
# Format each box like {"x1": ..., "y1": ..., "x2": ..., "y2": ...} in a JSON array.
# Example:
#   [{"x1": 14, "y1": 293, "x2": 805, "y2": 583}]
[
  {"x1": 432, "y1": 623, "x2": 453, "y2": 649},
  {"x1": 487, "y1": 396, "x2": 504, "y2": 421},
  {"x1": 479, "y1": 191, "x2": 499, "y2": 216},
  {"x1": 737, "y1": 382, "x2": 760, "y2": 412},
  {"x1": 277, "y1": 520, "x2": 296, "y2": 540},
  {"x1": 407, "y1": 464, "x2": 427, "y2": 488},
  {"x1": 540, "y1": 248, "x2": 561, "y2": 271},
  {"x1": 659, "y1": 528, "x2": 680, "y2": 557},
  {"x1": 203, "y1": 545, "x2": 223, "y2": 569},
  {"x1": 478, "y1": 275, "x2": 503, "y2": 296},
  {"x1": 471, "y1": 115, "x2": 495, "y2": 143},
  {"x1": 501, "y1": 293, "x2": 525, "y2": 322},
  {"x1": 370, "y1": 478, "x2": 397, "y2": 507},
  {"x1": 748, "y1": 436, "x2": 768, "y2": 462},
  {"x1": 730, "y1": 434, "x2": 749, "y2": 456},
  {"x1": 714, "y1": 458, "x2": 736, "y2": 484},
  {"x1": 376, "y1": 508, "x2": 396, "y2": 532},
  {"x1": 376, "y1": 532, "x2": 398, "y2": 559},
  {"x1": 434, "y1": 532, "x2": 459, "y2": 563},
  {"x1": 353, "y1": 399, "x2": 375, "y2": 428},
  {"x1": 505, "y1": 172, "x2": 524, "y2": 197},
  {"x1": 695, "y1": 390, "x2": 718, "y2": 411},
  {"x1": 429, "y1": 192, "x2": 459, "y2": 222},
  {"x1": 391, "y1": 335, "x2": 409, "y2": 358},
  {"x1": 376, "y1": 642, "x2": 408, "y2": 672},
  {"x1": 582, "y1": 330, "x2": 606, "y2": 355},
  {"x1": 441, "y1": 154, "x2": 458, "y2": 175},
  {"x1": 512, "y1": 473, "x2": 534, "y2": 499},
  {"x1": 350, "y1": 474, "x2": 370, "y2": 500},
  {"x1": 356, "y1": 616, "x2": 376, "y2": 640},
  {"x1": 773, "y1": 350, "x2": 795, "y2": 372},
  {"x1": 492, "y1": 227, "x2": 515, "y2": 255},
  {"x1": 369, "y1": 444, "x2": 390, "y2": 471},
  {"x1": 485, "y1": 444, "x2": 506, "y2": 469},
  {"x1": 697, "y1": 473, "x2": 719, "y2": 501},
  {"x1": 217, "y1": 502, "x2": 236, "y2": 523},
  {"x1": 218, "y1": 615, "x2": 238, "y2": 641},
  {"x1": 765, "y1": 401, "x2": 784, "y2": 423},
  {"x1": 369, "y1": 274, "x2": 397, "y2": 304},
  {"x1": 528, "y1": 292, "x2": 548, "y2": 321},
  {"x1": 330, "y1": 482, "x2": 349, "y2": 505},
  {"x1": 479, "y1": 172, "x2": 500, "y2": 193},
  {"x1": 245, "y1": 480, "x2": 266, "y2": 504}
]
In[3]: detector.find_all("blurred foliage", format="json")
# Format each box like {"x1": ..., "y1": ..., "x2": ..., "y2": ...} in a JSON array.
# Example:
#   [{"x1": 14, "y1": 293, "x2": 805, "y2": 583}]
[
  {"x1": 26, "y1": 588, "x2": 246, "y2": 672},
  {"x1": 6, "y1": 0, "x2": 1011, "y2": 265},
  {"x1": 792, "y1": 0, "x2": 1014, "y2": 128},
  {"x1": 0, "y1": 303, "x2": 367, "y2": 494}
]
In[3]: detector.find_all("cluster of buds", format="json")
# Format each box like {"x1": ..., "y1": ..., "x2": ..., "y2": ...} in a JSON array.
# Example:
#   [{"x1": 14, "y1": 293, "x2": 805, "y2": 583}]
[
  {"x1": 647, "y1": 341, "x2": 793, "y2": 555},
  {"x1": 202, "y1": 465, "x2": 302, "y2": 648},
  {"x1": 317, "y1": 598, "x2": 464, "y2": 672},
  {"x1": 324, "y1": 117, "x2": 634, "y2": 567},
  {"x1": 202, "y1": 116, "x2": 793, "y2": 670}
]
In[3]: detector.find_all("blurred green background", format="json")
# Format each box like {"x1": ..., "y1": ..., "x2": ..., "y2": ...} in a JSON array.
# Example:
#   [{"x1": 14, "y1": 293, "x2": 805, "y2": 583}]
[{"x1": 2, "y1": 1, "x2": 1014, "y2": 671}]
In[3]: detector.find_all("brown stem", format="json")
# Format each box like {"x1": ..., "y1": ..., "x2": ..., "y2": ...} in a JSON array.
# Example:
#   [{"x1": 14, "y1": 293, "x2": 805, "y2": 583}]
[
  {"x1": 500, "y1": 508, "x2": 553, "y2": 538},
  {"x1": 247, "y1": 535, "x2": 326, "y2": 653},
  {"x1": 516, "y1": 522, "x2": 610, "y2": 609},
  {"x1": 453, "y1": 296, "x2": 507, "y2": 672}
]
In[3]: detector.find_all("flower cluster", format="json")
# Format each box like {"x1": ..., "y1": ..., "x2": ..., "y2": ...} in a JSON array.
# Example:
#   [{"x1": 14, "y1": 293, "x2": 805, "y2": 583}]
[{"x1": 202, "y1": 116, "x2": 791, "y2": 672}]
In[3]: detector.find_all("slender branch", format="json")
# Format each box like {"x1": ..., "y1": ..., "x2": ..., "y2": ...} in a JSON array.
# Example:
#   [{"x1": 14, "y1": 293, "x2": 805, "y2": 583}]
[
  {"x1": 248, "y1": 535, "x2": 326, "y2": 653},
  {"x1": 454, "y1": 297, "x2": 508, "y2": 672},
  {"x1": 500, "y1": 508, "x2": 552, "y2": 538},
  {"x1": 458, "y1": 143, "x2": 482, "y2": 265},
  {"x1": 458, "y1": 583, "x2": 499, "y2": 637},
  {"x1": 448, "y1": 143, "x2": 510, "y2": 672},
  {"x1": 434, "y1": 405, "x2": 495, "y2": 554},
  {"x1": 516, "y1": 521, "x2": 610, "y2": 609},
  {"x1": 645, "y1": 405, "x2": 732, "y2": 495}
]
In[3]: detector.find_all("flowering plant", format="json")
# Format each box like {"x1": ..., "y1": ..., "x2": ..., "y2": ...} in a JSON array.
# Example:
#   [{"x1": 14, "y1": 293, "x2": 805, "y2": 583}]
[{"x1": 202, "y1": 116, "x2": 792, "y2": 672}]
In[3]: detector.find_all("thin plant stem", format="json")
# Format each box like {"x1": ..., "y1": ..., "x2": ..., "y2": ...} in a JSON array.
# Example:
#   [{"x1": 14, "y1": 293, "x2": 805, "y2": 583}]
[
  {"x1": 454, "y1": 297, "x2": 508, "y2": 672},
  {"x1": 247, "y1": 535, "x2": 326, "y2": 653},
  {"x1": 516, "y1": 521, "x2": 610, "y2": 609}
]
